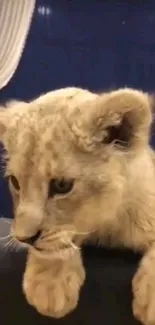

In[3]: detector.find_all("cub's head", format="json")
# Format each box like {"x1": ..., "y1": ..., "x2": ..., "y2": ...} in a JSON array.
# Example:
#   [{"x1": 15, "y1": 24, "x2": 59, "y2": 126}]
[{"x1": 0, "y1": 87, "x2": 152, "y2": 259}]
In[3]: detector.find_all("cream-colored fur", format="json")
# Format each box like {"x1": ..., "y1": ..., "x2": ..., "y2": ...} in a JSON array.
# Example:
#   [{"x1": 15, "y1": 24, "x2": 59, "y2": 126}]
[{"x1": 0, "y1": 86, "x2": 155, "y2": 323}]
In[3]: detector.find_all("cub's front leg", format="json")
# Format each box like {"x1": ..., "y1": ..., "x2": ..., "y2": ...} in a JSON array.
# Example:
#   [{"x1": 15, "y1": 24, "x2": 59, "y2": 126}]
[
  {"x1": 23, "y1": 249, "x2": 85, "y2": 318},
  {"x1": 132, "y1": 244, "x2": 155, "y2": 325}
]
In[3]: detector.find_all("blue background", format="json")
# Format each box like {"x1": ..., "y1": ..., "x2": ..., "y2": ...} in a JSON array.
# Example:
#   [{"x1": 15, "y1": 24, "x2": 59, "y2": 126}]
[{"x1": 1, "y1": 0, "x2": 155, "y2": 218}]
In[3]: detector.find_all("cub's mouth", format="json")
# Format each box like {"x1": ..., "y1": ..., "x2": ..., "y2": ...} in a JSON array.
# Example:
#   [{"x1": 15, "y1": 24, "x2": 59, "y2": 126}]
[
  {"x1": 20, "y1": 230, "x2": 42, "y2": 246},
  {"x1": 12, "y1": 227, "x2": 80, "y2": 261},
  {"x1": 18, "y1": 230, "x2": 79, "y2": 261}
]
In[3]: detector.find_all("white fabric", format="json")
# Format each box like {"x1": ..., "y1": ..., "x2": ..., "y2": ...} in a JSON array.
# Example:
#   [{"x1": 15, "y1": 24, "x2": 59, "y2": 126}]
[{"x1": 0, "y1": 0, "x2": 36, "y2": 90}]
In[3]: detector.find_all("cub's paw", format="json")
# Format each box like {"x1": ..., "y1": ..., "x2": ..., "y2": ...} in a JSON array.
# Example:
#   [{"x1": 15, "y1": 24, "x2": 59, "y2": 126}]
[
  {"x1": 132, "y1": 253, "x2": 155, "y2": 325},
  {"x1": 23, "y1": 266, "x2": 85, "y2": 318}
]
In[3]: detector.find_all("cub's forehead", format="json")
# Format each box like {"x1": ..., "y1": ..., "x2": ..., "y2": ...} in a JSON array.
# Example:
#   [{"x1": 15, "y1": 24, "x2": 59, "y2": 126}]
[
  {"x1": 5, "y1": 87, "x2": 97, "y2": 150},
  {"x1": 4, "y1": 87, "x2": 98, "y2": 177},
  {"x1": 8, "y1": 86, "x2": 97, "y2": 123},
  {"x1": 33, "y1": 86, "x2": 97, "y2": 115}
]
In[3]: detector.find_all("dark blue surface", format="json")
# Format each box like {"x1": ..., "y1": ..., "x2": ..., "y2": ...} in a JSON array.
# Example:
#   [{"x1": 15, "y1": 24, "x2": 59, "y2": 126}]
[{"x1": 1, "y1": 0, "x2": 155, "y2": 218}]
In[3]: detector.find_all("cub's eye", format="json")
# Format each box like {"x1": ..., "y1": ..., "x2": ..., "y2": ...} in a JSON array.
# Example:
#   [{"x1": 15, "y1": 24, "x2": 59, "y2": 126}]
[
  {"x1": 10, "y1": 175, "x2": 20, "y2": 191},
  {"x1": 48, "y1": 178, "x2": 74, "y2": 197}
]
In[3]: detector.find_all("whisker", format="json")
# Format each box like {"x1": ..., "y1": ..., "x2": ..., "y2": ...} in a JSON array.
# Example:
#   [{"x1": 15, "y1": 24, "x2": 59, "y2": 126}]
[
  {"x1": 1, "y1": 216, "x2": 12, "y2": 225},
  {"x1": 69, "y1": 241, "x2": 80, "y2": 250},
  {"x1": 5, "y1": 237, "x2": 21, "y2": 253},
  {"x1": 65, "y1": 229, "x2": 95, "y2": 236},
  {"x1": 5, "y1": 237, "x2": 14, "y2": 245},
  {"x1": 0, "y1": 234, "x2": 12, "y2": 241},
  {"x1": 13, "y1": 240, "x2": 21, "y2": 253},
  {"x1": 4, "y1": 237, "x2": 15, "y2": 250},
  {"x1": 60, "y1": 235, "x2": 80, "y2": 251}
]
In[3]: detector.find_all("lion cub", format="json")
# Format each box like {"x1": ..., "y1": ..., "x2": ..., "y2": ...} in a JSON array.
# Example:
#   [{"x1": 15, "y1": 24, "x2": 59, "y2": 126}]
[{"x1": 0, "y1": 86, "x2": 155, "y2": 324}]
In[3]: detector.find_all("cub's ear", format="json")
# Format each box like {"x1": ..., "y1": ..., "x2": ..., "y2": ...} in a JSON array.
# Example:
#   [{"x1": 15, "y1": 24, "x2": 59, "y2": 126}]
[{"x1": 80, "y1": 88, "x2": 152, "y2": 152}]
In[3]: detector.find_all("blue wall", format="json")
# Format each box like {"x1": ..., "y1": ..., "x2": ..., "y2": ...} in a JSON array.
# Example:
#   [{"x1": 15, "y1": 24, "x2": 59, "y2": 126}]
[{"x1": 1, "y1": 0, "x2": 155, "y2": 218}]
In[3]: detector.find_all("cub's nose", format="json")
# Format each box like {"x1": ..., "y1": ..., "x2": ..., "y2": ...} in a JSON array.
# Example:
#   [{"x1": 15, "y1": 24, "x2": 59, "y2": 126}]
[{"x1": 17, "y1": 230, "x2": 41, "y2": 245}]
